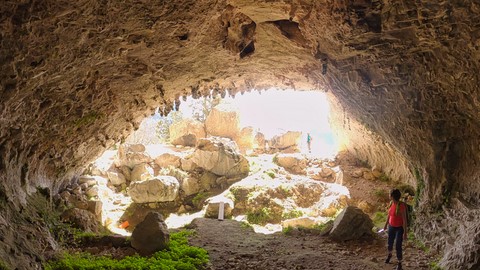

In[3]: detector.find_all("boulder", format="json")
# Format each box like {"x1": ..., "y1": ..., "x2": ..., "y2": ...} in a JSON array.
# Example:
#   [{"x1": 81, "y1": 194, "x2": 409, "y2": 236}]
[
  {"x1": 180, "y1": 158, "x2": 197, "y2": 171},
  {"x1": 106, "y1": 169, "x2": 126, "y2": 186},
  {"x1": 115, "y1": 144, "x2": 152, "y2": 168},
  {"x1": 154, "y1": 153, "x2": 181, "y2": 168},
  {"x1": 60, "y1": 208, "x2": 101, "y2": 233},
  {"x1": 282, "y1": 217, "x2": 317, "y2": 228},
  {"x1": 235, "y1": 126, "x2": 255, "y2": 154},
  {"x1": 204, "y1": 196, "x2": 234, "y2": 219},
  {"x1": 253, "y1": 131, "x2": 266, "y2": 152},
  {"x1": 199, "y1": 171, "x2": 218, "y2": 190},
  {"x1": 190, "y1": 137, "x2": 249, "y2": 178},
  {"x1": 180, "y1": 177, "x2": 201, "y2": 196},
  {"x1": 130, "y1": 163, "x2": 154, "y2": 182},
  {"x1": 128, "y1": 177, "x2": 180, "y2": 203},
  {"x1": 78, "y1": 175, "x2": 97, "y2": 186},
  {"x1": 130, "y1": 212, "x2": 169, "y2": 256},
  {"x1": 329, "y1": 206, "x2": 374, "y2": 241},
  {"x1": 205, "y1": 106, "x2": 240, "y2": 139},
  {"x1": 274, "y1": 154, "x2": 307, "y2": 174},
  {"x1": 169, "y1": 119, "x2": 206, "y2": 146},
  {"x1": 269, "y1": 131, "x2": 301, "y2": 152}
]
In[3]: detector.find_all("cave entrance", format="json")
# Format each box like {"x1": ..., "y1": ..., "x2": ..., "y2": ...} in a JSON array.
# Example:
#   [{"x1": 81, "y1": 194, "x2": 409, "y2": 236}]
[{"x1": 87, "y1": 88, "x2": 353, "y2": 236}]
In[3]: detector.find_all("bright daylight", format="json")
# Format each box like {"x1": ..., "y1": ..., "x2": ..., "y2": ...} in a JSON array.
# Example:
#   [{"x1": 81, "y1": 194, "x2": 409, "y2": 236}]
[{"x1": 85, "y1": 89, "x2": 354, "y2": 237}]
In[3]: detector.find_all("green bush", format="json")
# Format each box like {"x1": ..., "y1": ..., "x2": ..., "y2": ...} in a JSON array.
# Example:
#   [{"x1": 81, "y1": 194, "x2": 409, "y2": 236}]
[
  {"x1": 372, "y1": 211, "x2": 387, "y2": 228},
  {"x1": 246, "y1": 208, "x2": 271, "y2": 225},
  {"x1": 282, "y1": 209, "x2": 303, "y2": 220},
  {"x1": 282, "y1": 226, "x2": 293, "y2": 235},
  {"x1": 44, "y1": 231, "x2": 209, "y2": 270}
]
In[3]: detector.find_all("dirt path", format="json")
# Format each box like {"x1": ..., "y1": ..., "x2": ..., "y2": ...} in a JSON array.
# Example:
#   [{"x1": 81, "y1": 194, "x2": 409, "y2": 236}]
[{"x1": 188, "y1": 218, "x2": 432, "y2": 270}]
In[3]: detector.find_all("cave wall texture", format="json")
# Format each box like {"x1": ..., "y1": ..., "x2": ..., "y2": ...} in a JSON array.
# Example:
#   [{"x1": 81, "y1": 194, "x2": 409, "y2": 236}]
[{"x1": 0, "y1": 0, "x2": 479, "y2": 269}]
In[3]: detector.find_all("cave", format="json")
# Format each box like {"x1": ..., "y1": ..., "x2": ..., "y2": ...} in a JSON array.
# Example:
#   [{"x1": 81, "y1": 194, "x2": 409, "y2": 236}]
[{"x1": 1, "y1": 1, "x2": 479, "y2": 269}]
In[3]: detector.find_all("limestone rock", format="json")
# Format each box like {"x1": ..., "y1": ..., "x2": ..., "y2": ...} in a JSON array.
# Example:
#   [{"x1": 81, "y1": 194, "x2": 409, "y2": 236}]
[
  {"x1": 235, "y1": 126, "x2": 255, "y2": 154},
  {"x1": 190, "y1": 137, "x2": 249, "y2": 178},
  {"x1": 269, "y1": 131, "x2": 302, "y2": 152},
  {"x1": 130, "y1": 212, "x2": 169, "y2": 256},
  {"x1": 205, "y1": 196, "x2": 234, "y2": 219},
  {"x1": 253, "y1": 132, "x2": 266, "y2": 153},
  {"x1": 274, "y1": 154, "x2": 307, "y2": 174},
  {"x1": 106, "y1": 169, "x2": 126, "y2": 186},
  {"x1": 329, "y1": 206, "x2": 374, "y2": 242},
  {"x1": 180, "y1": 177, "x2": 201, "y2": 196},
  {"x1": 128, "y1": 177, "x2": 180, "y2": 203},
  {"x1": 169, "y1": 119, "x2": 206, "y2": 146},
  {"x1": 282, "y1": 217, "x2": 317, "y2": 229},
  {"x1": 130, "y1": 163, "x2": 154, "y2": 182},
  {"x1": 115, "y1": 144, "x2": 152, "y2": 168},
  {"x1": 205, "y1": 106, "x2": 240, "y2": 139},
  {"x1": 154, "y1": 153, "x2": 181, "y2": 168},
  {"x1": 180, "y1": 158, "x2": 198, "y2": 172}
]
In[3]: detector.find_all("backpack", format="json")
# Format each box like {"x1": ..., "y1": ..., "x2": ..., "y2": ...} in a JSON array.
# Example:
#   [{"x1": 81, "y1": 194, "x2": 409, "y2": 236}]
[{"x1": 403, "y1": 202, "x2": 413, "y2": 228}]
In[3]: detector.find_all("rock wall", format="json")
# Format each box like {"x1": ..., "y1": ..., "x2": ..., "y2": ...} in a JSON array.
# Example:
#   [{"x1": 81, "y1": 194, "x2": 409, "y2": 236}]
[{"x1": 1, "y1": 0, "x2": 480, "y2": 268}]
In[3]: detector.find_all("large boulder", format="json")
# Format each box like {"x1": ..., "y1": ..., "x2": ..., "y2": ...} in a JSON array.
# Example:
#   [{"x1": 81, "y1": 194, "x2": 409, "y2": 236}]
[
  {"x1": 130, "y1": 163, "x2": 154, "y2": 182},
  {"x1": 154, "y1": 153, "x2": 181, "y2": 168},
  {"x1": 269, "y1": 131, "x2": 302, "y2": 152},
  {"x1": 180, "y1": 177, "x2": 201, "y2": 196},
  {"x1": 253, "y1": 131, "x2": 266, "y2": 153},
  {"x1": 106, "y1": 168, "x2": 126, "y2": 186},
  {"x1": 329, "y1": 206, "x2": 374, "y2": 241},
  {"x1": 190, "y1": 137, "x2": 249, "y2": 178},
  {"x1": 274, "y1": 153, "x2": 307, "y2": 174},
  {"x1": 235, "y1": 126, "x2": 255, "y2": 154},
  {"x1": 60, "y1": 208, "x2": 102, "y2": 233},
  {"x1": 205, "y1": 106, "x2": 240, "y2": 139},
  {"x1": 115, "y1": 144, "x2": 152, "y2": 168},
  {"x1": 169, "y1": 119, "x2": 206, "y2": 146},
  {"x1": 130, "y1": 212, "x2": 169, "y2": 256},
  {"x1": 128, "y1": 177, "x2": 180, "y2": 203}
]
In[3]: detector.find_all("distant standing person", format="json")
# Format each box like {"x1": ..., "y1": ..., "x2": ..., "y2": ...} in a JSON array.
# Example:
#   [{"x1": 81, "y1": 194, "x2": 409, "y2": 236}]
[
  {"x1": 307, "y1": 133, "x2": 312, "y2": 153},
  {"x1": 383, "y1": 189, "x2": 407, "y2": 270}
]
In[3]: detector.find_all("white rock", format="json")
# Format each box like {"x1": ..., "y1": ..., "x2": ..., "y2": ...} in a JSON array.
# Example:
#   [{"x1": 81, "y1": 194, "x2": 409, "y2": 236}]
[{"x1": 128, "y1": 176, "x2": 180, "y2": 203}]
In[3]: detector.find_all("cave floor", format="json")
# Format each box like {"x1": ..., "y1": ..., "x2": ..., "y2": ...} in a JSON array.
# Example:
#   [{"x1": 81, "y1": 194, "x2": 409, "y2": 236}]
[{"x1": 188, "y1": 218, "x2": 433, "y2": 270}]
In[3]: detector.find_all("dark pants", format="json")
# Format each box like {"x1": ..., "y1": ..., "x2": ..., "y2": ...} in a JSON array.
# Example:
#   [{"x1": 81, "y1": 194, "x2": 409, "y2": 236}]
[{"x1": 387, "y1": 225, "x2": 404, "y2": 261}]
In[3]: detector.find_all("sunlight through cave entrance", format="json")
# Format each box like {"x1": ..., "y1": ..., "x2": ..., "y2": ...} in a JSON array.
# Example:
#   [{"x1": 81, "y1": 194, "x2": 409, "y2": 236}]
[{"x1": 87, "y1": 88, "x2": 350, "y2": 236}]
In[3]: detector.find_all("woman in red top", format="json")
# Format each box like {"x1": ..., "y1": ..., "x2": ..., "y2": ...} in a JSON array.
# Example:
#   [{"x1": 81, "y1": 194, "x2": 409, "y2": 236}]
[{"x1": 383, "y1": 189, "x2": 407, "y2": 270}]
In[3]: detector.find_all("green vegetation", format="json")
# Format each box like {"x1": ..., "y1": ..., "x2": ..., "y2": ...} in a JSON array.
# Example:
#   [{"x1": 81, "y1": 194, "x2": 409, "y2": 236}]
[
  {"x1": 379, "y1": 173, "x2": 390, "y2": 182},
  {"x1": 240, "y1": 221, "x2": 253, "y2": 230},
  {"x1": 44, "y1": 231, "x2": 209, "y2": 270},
  {"x1": 429, "y1": 261, "x2": 444, "y2": 270},
  {"x1": 413, "y1": 168, "x2": 425, "y2": 207},
  {"x1": 265, "y1": 170, "x2": 276, "y2": 179},
  {"x1": 282, "y1": 209, "x2": 303, "y2": 220},
  {"x1": 372, "y1": 211, "x2": 387, "y2": 229},
  {"x1": 373, "y1": 189, "x2": 388, "y2": 202},
  {"x1": 408, "y1": 232, "x2": 429, "y2": 253},
  {"x1": 0, "y1": 260, "x2": 9, "y2": 270},
  {"x1": 246, "y1": 208, "x2": 272, "y2": 225},
  {"x1": 282, "y1": 226, "x2": 293, "y2": 235},
  {"x1": 192, "y1": 192, "x2": 209, "y2": 208}
]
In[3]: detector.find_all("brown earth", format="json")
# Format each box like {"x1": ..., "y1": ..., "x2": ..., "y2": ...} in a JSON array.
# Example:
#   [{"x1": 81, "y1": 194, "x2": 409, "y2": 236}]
[{"x1": 188, "y1": 218, "x2": 433, "y2": 270}]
